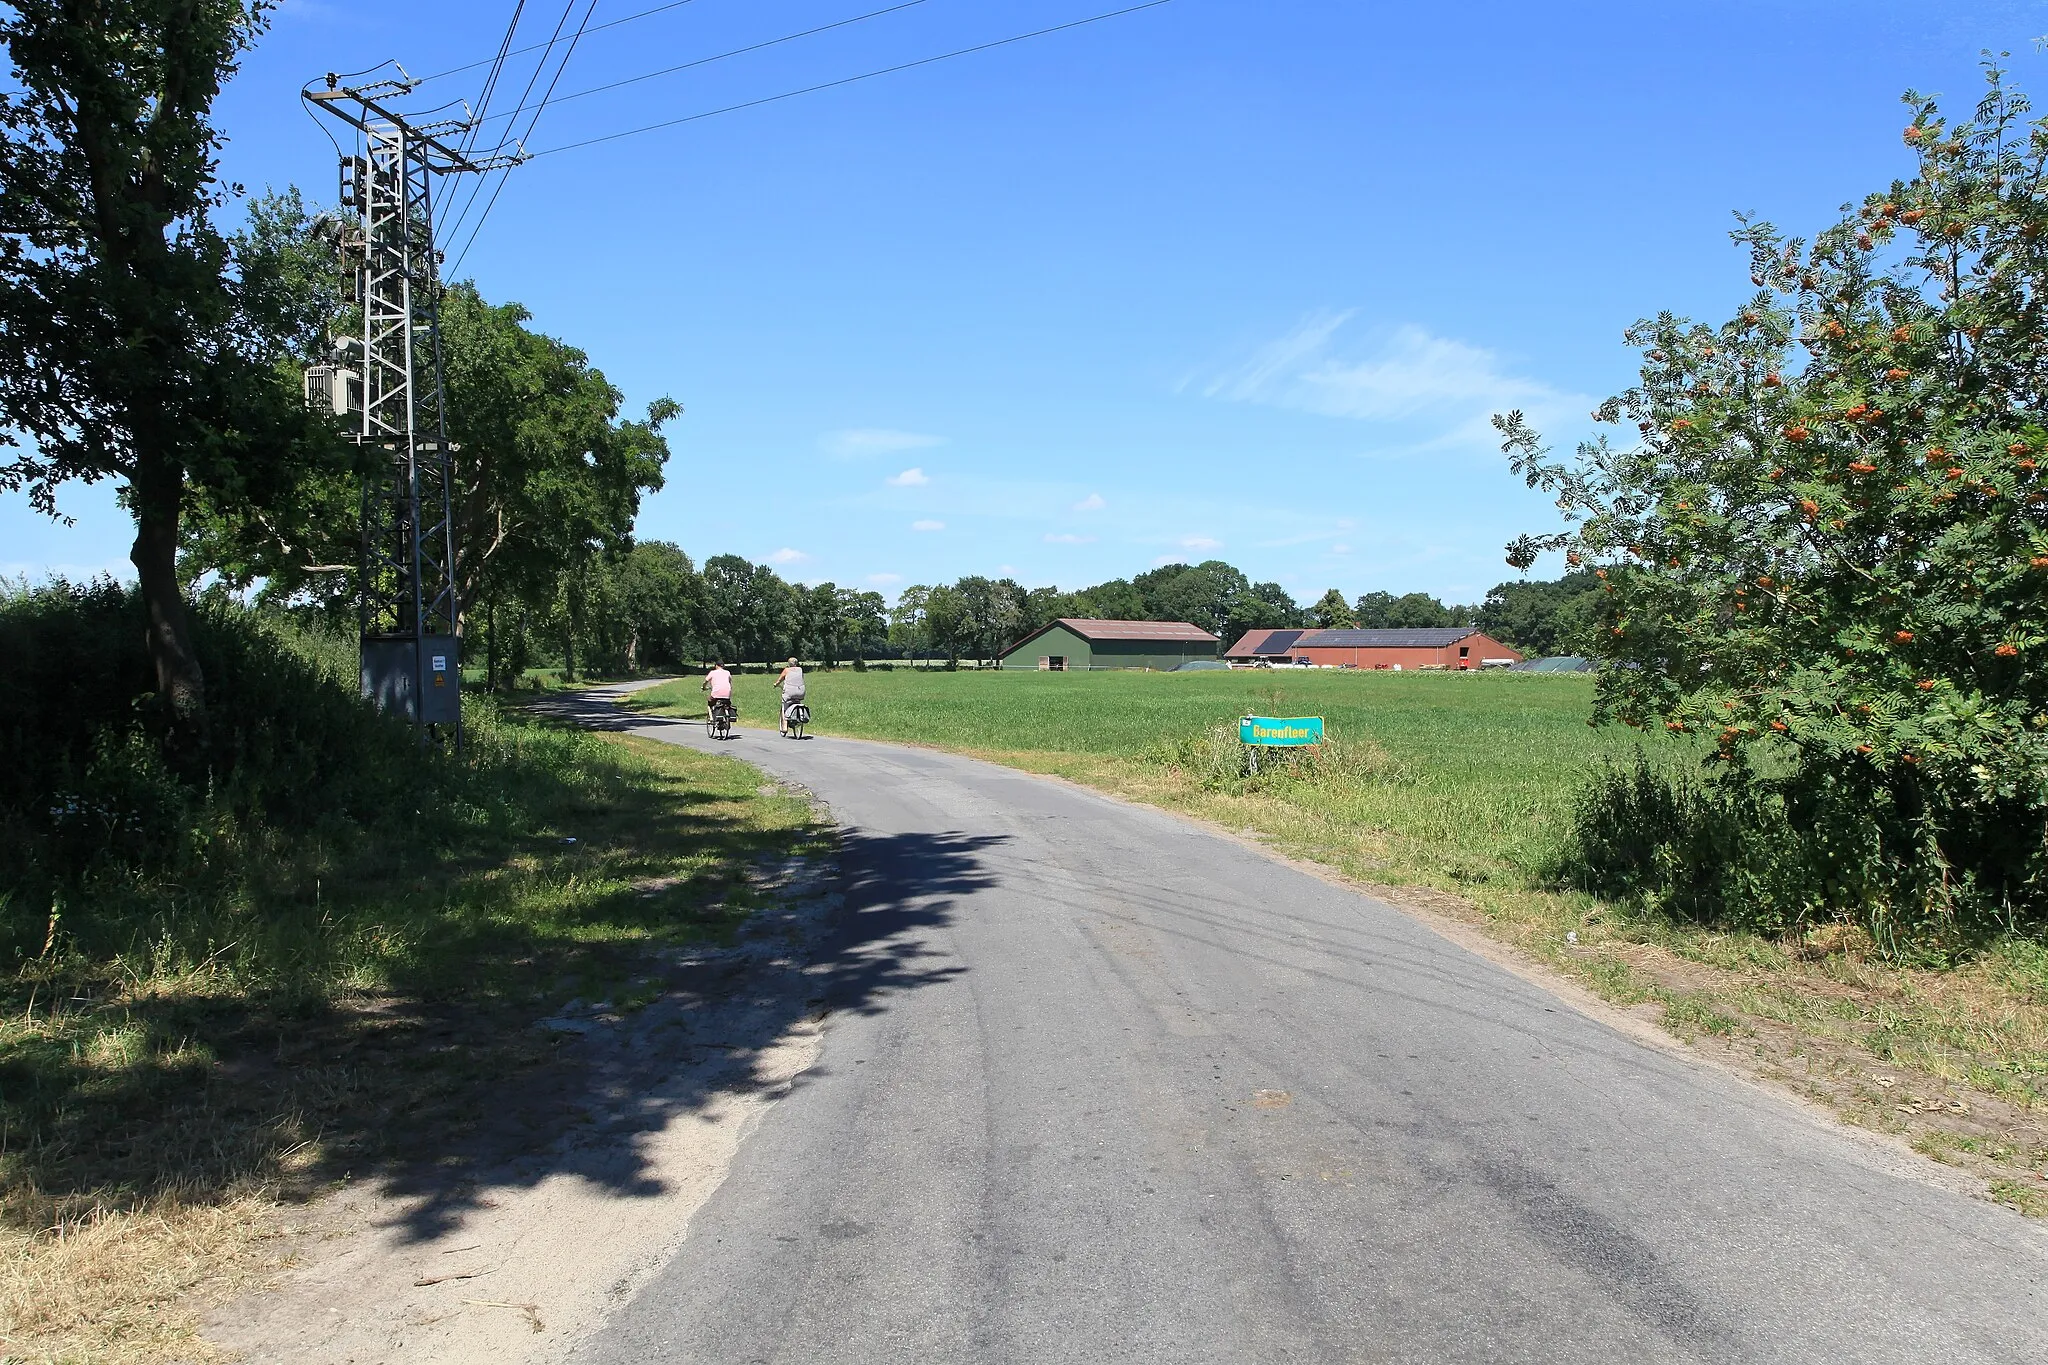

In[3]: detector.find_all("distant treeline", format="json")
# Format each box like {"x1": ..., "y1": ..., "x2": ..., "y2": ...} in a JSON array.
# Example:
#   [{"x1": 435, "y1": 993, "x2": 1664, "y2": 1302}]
[{"x1": 506, "y1": 550, "x2": 1604, "y2": 677}]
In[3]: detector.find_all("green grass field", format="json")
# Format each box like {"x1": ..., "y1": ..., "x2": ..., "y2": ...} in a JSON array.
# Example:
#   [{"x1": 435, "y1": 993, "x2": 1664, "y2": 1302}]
[{"x1": 632, "y1": 668, "x2": 1646, "y2": 892}]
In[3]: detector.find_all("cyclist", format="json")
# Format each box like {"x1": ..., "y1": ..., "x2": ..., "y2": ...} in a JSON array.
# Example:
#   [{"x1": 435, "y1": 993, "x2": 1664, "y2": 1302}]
[
  {"x1": 703, "y1": 661, "x2": 734, "y2": 728},
  {"x1": 775, "y1": 656, "x2": 806, "y2": 736}
]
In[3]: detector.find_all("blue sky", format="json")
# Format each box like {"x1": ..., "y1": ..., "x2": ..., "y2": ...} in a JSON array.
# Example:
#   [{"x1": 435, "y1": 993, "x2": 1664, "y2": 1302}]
[{"x1": 7, "y1": 0, "x2": 2048, "y2": 603}]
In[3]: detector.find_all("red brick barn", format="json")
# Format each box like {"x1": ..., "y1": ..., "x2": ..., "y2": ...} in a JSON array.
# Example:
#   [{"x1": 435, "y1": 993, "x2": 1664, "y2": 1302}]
[{"x1": 1225, "y1": 627, "x2": 1522, "y2": 670}]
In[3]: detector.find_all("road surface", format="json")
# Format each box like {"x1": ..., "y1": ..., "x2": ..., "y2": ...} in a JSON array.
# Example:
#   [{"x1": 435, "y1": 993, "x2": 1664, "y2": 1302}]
[{"x1": 570, "y1": 698, "x2": 2046, "y2": 1364}]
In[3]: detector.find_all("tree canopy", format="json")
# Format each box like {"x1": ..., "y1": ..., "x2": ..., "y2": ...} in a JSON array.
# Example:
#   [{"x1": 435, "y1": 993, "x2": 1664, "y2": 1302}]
[
  {"x1": 1502, "y1": 66, "x2": 2048, "y2": 935},
  {"x1": 0, "y1": 1, "x2": 318, "y2": 734}
]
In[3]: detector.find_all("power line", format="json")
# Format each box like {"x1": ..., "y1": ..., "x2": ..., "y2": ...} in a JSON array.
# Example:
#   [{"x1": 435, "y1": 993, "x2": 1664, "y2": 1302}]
[
  {"x1": 445, "y1": 0, "x2": 581, "y2": 252},
  {"x1": 451, "y1": 0, "x2": 600, "y2": 274},
  {"x1": 416, "y1": 0, "x2": 704, "y2": 86},
  {"x1": 528, "y1": 0, "x2": 1175, "y2": 159},
  {"x1": 468, "y1": 0, "x2": 930, "y2": 134},
  {"x1": 456, "y1": 1, "x2": 529, "y2": 163}
]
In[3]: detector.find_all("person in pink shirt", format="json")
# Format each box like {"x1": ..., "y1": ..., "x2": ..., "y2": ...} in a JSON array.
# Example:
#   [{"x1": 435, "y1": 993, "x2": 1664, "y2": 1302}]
[{"x1": 702, "y1": 661, "x2": 734, "y2": 720}]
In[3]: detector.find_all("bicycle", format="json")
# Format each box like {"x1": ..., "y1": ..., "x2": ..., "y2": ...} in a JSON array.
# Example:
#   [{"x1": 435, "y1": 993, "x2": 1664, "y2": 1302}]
[
  {"x1": 781, "y1": 697, "x2": 809, "y2": 739},
  {"x1": 706, "y1": 696, "x2": 736, "y2": 741}
]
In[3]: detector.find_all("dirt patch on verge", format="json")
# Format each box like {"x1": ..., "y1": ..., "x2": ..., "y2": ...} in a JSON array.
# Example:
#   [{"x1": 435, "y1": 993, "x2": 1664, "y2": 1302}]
[{"x1": 203, "y1": 849, "x2": 843, "y2": 1363}]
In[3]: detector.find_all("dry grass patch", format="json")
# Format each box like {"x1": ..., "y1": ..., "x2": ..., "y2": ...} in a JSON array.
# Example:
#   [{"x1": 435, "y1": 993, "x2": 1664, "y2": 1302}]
[{"x1": 0, "y1": 1195, "x2": 280, "y2": 1364}]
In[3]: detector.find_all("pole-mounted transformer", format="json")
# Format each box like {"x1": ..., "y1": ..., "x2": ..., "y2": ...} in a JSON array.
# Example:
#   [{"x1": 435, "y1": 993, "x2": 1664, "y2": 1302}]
[{"x1": 302, "y1": 70, "x2": 525, "y2": 747}]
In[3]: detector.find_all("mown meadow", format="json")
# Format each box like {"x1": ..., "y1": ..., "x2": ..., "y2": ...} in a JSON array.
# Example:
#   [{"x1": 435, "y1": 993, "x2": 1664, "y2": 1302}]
[{"x1": 633, "y1": 667, "x2": 1638, "y2": 891}]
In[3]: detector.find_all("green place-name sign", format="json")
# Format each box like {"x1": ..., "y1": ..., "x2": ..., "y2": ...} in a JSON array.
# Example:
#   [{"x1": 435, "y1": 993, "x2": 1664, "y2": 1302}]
[{"x1": 1240, "y1": 715, "x2": 1325, "y2": 747}]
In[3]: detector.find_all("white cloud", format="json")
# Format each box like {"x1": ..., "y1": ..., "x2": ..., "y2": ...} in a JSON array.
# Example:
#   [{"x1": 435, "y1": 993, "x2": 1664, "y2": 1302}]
[
  {"x1": 866, "y1": 572, "x2": 903, "y2": 585},
  {"x1": 1180, "y1": 535, "x2": 1222, "y2": 552},
  {"x1": 768, "y1": 547, "x2": 807, "y2": 564},
  {"x1": 1044, "y1": 532, "x2": 1096, "y2": 544},
  {"x1": 1194, "y1": 313, "x2": 1587, "y2": 452},
  {"x1": 822, "y1": 428, "x2": 944, "y2": 458},
  {"x1": 911, "y1": 519, "x2": 945, "y2": 532},
  {"x1": 887, "y1": 467, "x2": 930, "y2": 487},
  {"x1": 1332, "y1": 543, "x2": 1352, "y2": 555},
  {"x1": 1073, "y1": 492, "x2": 1106, "y2": 512}
]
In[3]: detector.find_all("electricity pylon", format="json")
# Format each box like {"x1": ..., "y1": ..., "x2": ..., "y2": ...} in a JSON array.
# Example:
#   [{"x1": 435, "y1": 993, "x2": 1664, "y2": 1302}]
[{"x1": 304, "y1": 71, "x2": 523, "y2": 746}]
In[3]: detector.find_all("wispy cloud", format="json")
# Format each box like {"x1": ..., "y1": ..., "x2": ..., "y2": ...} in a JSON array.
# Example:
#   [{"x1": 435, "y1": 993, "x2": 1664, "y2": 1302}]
[
  {"x1": 1193, "y1": 313, "x2": 1587, "y2": 453},
  {"x1": 822, "y1": 428, "x2": 944, "y2": 458},
  {"x1": 1044, "y1": 532, "x2": 1096, "y2": 544},
  {"x1": 768, "y1": 547, "x2": 807, "y2": 564},
  {"x1": 867, "y1": 572, "x2": 902, "y2": 585},
  {"x1": 1180, "y1": 535, "x2": 1222, "y2": 552},
  {"x1": 1073, "y1": 492, "x2": 1106, "y2": 512},
  {"x1": 887, "y1": 467, "x2": 930, "y2": 487},
  {"x1": 911, "y1": 519, "x2": 945, "y2": 532}
]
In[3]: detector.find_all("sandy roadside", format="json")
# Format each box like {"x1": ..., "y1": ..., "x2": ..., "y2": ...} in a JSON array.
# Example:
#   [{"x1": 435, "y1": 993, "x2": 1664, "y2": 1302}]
[{"x1": 201, "y1": 832, "x2": 840, "y2": 1364}]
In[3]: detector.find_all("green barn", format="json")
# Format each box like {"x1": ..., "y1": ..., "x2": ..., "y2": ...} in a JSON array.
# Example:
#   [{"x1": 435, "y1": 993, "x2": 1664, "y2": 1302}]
[{"x1": 999, "y1": 618, "x2": 1221, "y2": 671}]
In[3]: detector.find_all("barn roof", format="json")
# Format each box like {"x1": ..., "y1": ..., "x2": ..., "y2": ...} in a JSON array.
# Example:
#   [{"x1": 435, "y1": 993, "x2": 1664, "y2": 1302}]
[
  {"x1": 1054, "y1": 618, "x2": 1220, "y2": 643},
  {"x1": 1002, "y1": 618, "x2": 1221, "y2": 656},
  {"x1": 1297, "y1": 628, "x2": 1481, "y2": 648},
  {"x1": 1224, "y1": 628, "x2": 1308, "y2": 657}
]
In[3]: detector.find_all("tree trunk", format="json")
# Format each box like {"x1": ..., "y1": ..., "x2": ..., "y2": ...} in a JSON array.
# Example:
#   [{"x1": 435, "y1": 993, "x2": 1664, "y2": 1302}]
[
  {"x1": 486, "y1": 596, "x2": 499, "y2": 693},
  {"x1": 129, "y1": 458, "x2": 206, "y2": 739}
]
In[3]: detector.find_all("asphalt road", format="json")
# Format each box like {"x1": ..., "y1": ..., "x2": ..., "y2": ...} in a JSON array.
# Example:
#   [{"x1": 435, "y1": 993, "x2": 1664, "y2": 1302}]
[{"x1": 571, "y1": 701, "x2": 2047, "y2": 1365}]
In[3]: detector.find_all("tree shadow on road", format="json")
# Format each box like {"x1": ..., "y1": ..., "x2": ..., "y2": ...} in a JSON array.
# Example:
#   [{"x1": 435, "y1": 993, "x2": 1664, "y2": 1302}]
[
  {"x1": 1, "y1": 687, "x2": 998, "y2": 1258},
  {"x1": 369, "y1": 824, "x2": 999, "y2": 1243}
]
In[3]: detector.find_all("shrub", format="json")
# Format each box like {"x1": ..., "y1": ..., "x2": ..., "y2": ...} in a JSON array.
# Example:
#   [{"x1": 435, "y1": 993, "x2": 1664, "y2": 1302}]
[
  {"x1": 1560, "y1": 750, "x2": 2028, "y2": 952},
  {"x1": 1503, "y1": 68, "x2": 2048, "y2": 946},
  {"x1": 0, "y1": 579, "x2": 438, "y2": 967}
]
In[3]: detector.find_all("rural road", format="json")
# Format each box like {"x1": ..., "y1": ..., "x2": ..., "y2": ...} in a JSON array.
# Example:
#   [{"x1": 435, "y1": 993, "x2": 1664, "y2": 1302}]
[{"x1": 567, "y1": 691, "x2": 2046, "y2": 1364}]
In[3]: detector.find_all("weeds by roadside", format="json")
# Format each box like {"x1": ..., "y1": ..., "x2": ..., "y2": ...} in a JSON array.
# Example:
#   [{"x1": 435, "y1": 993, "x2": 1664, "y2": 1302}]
[{"x1": 0, "y1": 713, "x2": 826, "y2": 1365}]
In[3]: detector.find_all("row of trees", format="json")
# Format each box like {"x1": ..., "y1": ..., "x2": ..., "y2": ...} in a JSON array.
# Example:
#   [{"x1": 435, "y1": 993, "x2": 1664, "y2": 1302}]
[{"x1": 533, "y1": 547, "x2": 1597, "y2": 674}]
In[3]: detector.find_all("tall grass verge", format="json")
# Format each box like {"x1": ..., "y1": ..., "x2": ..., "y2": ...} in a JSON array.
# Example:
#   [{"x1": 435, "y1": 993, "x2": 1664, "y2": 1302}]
[{"x1": 0, "y1": 581, "x2": 827, "y2": 1362}]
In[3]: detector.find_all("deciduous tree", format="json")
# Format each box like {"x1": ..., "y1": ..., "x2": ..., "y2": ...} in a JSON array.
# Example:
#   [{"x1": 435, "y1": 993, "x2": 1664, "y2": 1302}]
[
  {"x1": 1501, "y1": 66, "x2": 2048, "y2": 933},
  {"x1": 0, "y1": 1, "x2": 318, "y2": 736}
]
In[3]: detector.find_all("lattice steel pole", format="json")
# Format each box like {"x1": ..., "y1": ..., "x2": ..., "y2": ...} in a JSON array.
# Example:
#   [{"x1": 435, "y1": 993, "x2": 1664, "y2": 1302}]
[{"x1": 306, "y1": 73, "x2": 522, "y2": 747}]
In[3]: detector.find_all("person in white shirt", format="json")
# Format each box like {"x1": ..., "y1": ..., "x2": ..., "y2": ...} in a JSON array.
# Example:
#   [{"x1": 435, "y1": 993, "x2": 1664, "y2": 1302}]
[{"x1": 775, "y1": 657, "x2": 805, "y2": 735}]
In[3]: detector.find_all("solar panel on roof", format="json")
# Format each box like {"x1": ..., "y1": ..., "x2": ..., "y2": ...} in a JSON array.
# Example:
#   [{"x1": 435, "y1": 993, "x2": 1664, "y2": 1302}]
[
  {"x1": 1298, "y1": 628, "x2": 1476, "y2": 649},
  {"x1": 1254, "y1": 630, "x2": 1306, "y2": 654}
]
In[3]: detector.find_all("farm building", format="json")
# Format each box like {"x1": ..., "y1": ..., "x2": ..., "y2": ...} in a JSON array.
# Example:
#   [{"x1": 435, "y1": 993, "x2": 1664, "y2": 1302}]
[
  {"x1": 1000, "y1": 618, "x2": 1221, "y2": 671},
  {"x1": 1225, "y1": 627, "x2": 1523, "y2": 670}
]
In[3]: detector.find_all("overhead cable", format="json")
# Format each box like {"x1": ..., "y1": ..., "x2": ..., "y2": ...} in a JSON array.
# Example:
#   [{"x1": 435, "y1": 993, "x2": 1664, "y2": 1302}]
[
  {"x1": 445, "y1": 0, "x2": 583, "y2": 252},
  {"x1": 417, "y1": 0, "x2": 705, "y2": 86},
  {"x1": 528, "y1": 0, "x2": 1175, "y2": 159},
  {"x1": 459, "y1": 0, "x2": 530, "y2": 161},
  {"x1": 469, "y1": 0, "x2": 930, "y2": 132},
  {"x1": 451, "y1": 0, "x2": 601, "y2": 274}
]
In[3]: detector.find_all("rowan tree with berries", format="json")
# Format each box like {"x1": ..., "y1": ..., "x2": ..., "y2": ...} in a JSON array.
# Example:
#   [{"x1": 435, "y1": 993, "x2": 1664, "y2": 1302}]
[{"x1": 1501, "y1": 65, "x2": 2048, "y2": 943}]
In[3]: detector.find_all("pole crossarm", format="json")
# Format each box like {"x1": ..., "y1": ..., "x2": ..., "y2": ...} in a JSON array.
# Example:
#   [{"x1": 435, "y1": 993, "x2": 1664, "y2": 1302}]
[{"x1": 304, "y1": 81, "x2": 528, "y2": 173}]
